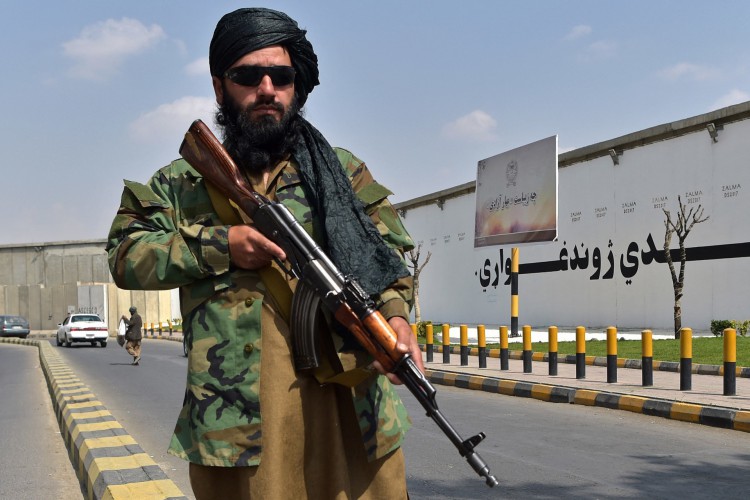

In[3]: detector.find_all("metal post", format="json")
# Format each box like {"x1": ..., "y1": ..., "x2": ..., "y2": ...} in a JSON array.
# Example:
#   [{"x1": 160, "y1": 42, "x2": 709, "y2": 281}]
[
  {"x1": 500, "y1": 325, "x2": 509, "y2": 370},
  {"x1": 442, "y1": 323, "x2": 451, "y2": 364},
  {"x1": 460, "y1": 324, "x2": 469, "y2": 366},
  {"x1": 510, "y1": 248, "x2": 519, "y2": 338},
  {"x1": 548, "y1": 326, "x2": 558, "y2": 376},
  {"x1": 641, "y1": 330, "x2": 653, "y2": 387},
  {"x1": 522, "y1": 325, "x2": 532, "y2": 373},
  {"x1": 606, "y1": 326, "x2": 617, "y2": 383},
  {"x1": 576, "y1": 326, "x2": 586, "y2": 379},
  {"x1": 680, "y1": 327, "x2": 692, "y2": 391},
  {"x1": 724, "y1": 328, "x2": 737, "y2": 396},
  {"x1": 426, "y1": 323, "x2": 434, "y2": 363},
  {"x1": 478, "y1": 324, "x2": 487, "y2": 368}
]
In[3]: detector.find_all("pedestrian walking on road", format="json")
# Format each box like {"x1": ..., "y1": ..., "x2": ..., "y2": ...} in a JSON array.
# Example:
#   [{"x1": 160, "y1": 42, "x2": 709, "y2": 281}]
[{"x1": 121, "y1": 306, "x2": 142, "y2": 365}]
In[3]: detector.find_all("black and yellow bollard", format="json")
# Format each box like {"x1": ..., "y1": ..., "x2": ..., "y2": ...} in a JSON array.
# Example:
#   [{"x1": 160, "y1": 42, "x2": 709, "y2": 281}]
[
  {"x1": 724, "y1": 328, "x2": 737, "y2": 396},
  {"x1": 642, "y1": 330, "x2": 653, "y2": 387},
  {"x1": 607, "y1": 326, "x2": 617, "y2": 383},
  {"x1": 576, "y1": 326, "x2": 586, "y2": 379},
  {"x1": 510, "y1": 248, "x2": 519, "y2": 337},
  {"x1": 426, "y1": 323, "x2": 434, "y2": 363},
  {"x1": 500, "y1": 325, "x2": 509, "y2": 370},
  {"x1": 478, "y1": 324, "x2": 487, "y2": 368},
  {"x1": 680, "y1": 327, "x2": 692, "y2": 391},
  {"x1": 442, "y1": 324, "x2": 451, "y2": 364},
  {"x1": 522, "y1": 325, "x2": 532, "y2": 373},
  {"x1": 150, "y1": 322, "x2": 155, "y2": 336},
  {"x1": 460, "y1": 324, "x2": 469, "y2": 366},
  {"x1": 410, "y1": 323, "x2": 417, "y2": 338},
  {"x1": 168, "y1": 319, "x2": 173, "y2": 336},
  {"x1": 548, "y1": 326, "x2": 558, "y2": 376}
]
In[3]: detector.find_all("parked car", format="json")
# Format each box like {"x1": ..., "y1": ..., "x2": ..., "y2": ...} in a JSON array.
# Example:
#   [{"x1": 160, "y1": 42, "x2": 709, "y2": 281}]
[
  {"x1": 0, "y1": 315, "x2": 30, "y2": 338},
  {"x1": 56, "y1": 314, "x2": 109, "y2": 347}
]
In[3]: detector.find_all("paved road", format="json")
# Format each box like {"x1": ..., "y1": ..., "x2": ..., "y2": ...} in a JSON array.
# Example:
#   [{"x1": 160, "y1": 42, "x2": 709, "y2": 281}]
[
  {"x1": 0, "y1": 343, "x2": 81, "y2": 500},
  {"x1": 49, "y1": 338, "x2": 750, "y2": 499},
  {"x1": 51, "y1": 338, "x2": 191, "y2": 497}
]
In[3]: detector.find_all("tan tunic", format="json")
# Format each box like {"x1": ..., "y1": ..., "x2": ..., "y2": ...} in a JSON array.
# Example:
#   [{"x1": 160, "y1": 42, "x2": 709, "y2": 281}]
[{"x1": 189, "y1": 298, "x2": 408, "y2": 499}]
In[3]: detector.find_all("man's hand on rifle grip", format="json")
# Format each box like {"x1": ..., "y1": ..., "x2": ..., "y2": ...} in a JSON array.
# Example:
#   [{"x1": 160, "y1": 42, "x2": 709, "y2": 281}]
[
  {"x1": 371, "y1": 316, "x2": 425, "y2": 385},
  {"x1": 228, "y1": 225, "x2": 287, "y2": 270}
]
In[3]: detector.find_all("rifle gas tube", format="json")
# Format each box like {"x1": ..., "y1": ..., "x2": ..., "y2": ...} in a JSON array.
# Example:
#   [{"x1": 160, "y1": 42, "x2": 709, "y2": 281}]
[{"x1": 180, "y1": 119, "x2": 499, "y2": 488}]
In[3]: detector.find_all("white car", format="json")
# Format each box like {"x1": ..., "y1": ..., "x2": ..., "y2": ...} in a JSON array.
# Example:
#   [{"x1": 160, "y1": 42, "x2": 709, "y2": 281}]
[{"x1": 56, "y1": 314, "x2": 109, "y2": 347}]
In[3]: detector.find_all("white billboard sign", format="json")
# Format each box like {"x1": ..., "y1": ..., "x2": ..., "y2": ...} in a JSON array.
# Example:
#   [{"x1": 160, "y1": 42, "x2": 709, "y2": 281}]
[{"x1": 474, "y1": 136, "x2": 558, "y2": 247}]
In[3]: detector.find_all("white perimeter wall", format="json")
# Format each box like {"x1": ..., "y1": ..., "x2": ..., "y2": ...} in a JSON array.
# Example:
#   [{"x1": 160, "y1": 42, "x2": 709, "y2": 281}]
[{"x1": 400, "y1": 116, "x2": 750, "y2": 333}]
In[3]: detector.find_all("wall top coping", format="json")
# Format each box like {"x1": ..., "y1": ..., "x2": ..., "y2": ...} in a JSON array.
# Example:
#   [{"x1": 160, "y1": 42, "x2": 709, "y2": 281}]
[
  {"x1": 395, "y1": 100, "x2": 750, "y2": 213},
  {"x1": 0, "y1": 239, "x2": 107, "y2": 251}
]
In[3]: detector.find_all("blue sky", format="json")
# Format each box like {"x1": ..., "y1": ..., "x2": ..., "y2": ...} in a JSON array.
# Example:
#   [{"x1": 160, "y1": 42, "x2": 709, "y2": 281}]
[{"x1": 2, "y1": 1, "x2": 749, "y2": 245}]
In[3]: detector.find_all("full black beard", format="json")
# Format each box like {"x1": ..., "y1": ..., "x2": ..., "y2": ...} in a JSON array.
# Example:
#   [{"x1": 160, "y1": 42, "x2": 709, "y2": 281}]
[{"x1": 216, "y1": 88, "x2": 303, "y2": 173}]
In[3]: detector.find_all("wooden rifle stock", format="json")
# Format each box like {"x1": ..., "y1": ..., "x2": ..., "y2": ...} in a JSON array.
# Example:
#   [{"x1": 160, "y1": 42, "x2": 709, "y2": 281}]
[{"x1": 179, "y1": 120, "x2": 264, "y2": 219}]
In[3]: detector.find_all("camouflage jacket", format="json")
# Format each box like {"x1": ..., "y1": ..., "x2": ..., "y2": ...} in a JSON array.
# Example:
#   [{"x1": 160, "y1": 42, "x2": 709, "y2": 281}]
[{"x1": 107, "y1": 148, "x2": 415, "y2": 466}]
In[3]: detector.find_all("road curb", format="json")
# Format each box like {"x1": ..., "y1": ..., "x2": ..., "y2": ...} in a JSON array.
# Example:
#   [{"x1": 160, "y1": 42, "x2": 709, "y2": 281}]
[
  {"x1": 0, "y1": 338, "x2": 187, "y2": 500},
  {"x1": 424, "y1": 368, "x2": 750, "y2": 433}
]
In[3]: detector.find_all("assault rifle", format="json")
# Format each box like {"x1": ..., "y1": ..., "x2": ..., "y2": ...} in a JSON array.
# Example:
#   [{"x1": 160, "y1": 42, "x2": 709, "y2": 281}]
[{"x1": 180, "y1": 119, "x2": 498, "y2": 488}]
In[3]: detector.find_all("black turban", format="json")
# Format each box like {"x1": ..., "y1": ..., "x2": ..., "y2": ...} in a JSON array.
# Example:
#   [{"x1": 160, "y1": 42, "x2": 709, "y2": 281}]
[
  {"x1": 209, "y1": 7, "x2": 319, "y2": 107},
  {"x1": 207, "y1": 8, "x2": 410, "y2": 297}
]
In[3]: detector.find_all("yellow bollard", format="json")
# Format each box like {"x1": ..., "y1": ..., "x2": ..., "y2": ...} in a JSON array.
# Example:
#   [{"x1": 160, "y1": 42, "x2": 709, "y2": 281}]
[
  {"x1": 510, "y1": 247, "x2": 519, "y2": 337},
  {"x1": 522, "y1": 325, "x2": 532, "y2": 373},
  {"x1": 606, "y1": 326, "x2": 617, "y2": 383},
  {"x1": 460, "y1": 325, "x2": 469, "y2": 366},
  {"x1": 478, "y1": 325, "x2": 487, "y2": 368},
  {"x1": 724, "y1": 328, "x2": 737, "y2": 396},
  {"x1": 641, "y1": 330, "x2": 653, "y2": 386},
  {"x1": 410, "y1": 323, "x2": 417, "y2": 337},
  {"x1": 426, "y1": 323, "x2": 434, "y2": 363},
  {"x1": 576, "y1": 326, "x2": 586, "y2": 379},
  {"x1": 548, "y1": 326, "x2": 558, "y2": 376},
  {"x1": 500, "y1": 325, "x2": 509, "y2": 370},
  {"x1": 442, "y1": 324, "x2": 451, "y2": 364},
  {"x1": 680, "y1": 327, "x2": 692, "y2": 391}
]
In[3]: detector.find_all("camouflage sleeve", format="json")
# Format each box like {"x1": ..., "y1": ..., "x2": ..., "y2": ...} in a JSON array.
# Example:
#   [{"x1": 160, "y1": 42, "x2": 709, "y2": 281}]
[
  {"x1": 106, "y1": 161, "x2": 232, "y2": 290},
  {"x1": 335, "y1": 148, "x2": 415, "y2": 320}
]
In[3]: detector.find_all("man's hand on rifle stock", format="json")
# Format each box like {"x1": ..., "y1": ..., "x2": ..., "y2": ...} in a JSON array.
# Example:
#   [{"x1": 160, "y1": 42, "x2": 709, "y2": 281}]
[
  {"x1": 371, "y1": 316, "x2": 425, "y2": 384},
  {"x1": 228, "y1": 225, "x2": 286, "y2": 270}
]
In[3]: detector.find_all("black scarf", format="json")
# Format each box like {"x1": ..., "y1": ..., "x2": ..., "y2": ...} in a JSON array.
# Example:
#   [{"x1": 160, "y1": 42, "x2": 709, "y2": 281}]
[{"x1": 292, "y1": 117, "x2": 408, "y2": 295}]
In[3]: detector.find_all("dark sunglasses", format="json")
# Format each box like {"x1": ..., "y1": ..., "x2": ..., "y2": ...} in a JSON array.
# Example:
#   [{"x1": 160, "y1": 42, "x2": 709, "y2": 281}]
[{"x1": 223, "y1": 65, "x2": 296, "y2": 87}]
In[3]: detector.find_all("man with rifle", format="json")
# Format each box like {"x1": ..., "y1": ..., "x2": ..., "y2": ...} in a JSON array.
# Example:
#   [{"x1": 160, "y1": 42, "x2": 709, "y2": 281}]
[{"x1": 107, "y1": 7, "x2": 422, "y2": 499}]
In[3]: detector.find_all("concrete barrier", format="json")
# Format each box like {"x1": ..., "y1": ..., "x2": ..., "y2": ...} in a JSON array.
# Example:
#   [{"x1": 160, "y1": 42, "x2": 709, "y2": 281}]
[{"x1": 0, "y1": 337, "x2": 186, "y2": 500}]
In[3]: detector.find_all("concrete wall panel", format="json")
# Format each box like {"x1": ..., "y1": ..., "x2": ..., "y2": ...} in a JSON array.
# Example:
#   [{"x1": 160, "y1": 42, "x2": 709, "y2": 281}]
[
  {"x1": 77, "y1": 255, "x2": 94, "y2": 283},
  {"x1": 11, "y1": 248, "x2": 27, "y2": 286},
  {"x1": 45, "y1": 252, "x2": 64, "y2": 286},
  {"x1": 62, "y1": 255, "x2": 78, "y2": 285},
  {"x1": 93, "y1": 254, "x2": 112, "y2": 283},
  {"x1": 0, "y1": 251, "x2": 12, "y2": 284}
]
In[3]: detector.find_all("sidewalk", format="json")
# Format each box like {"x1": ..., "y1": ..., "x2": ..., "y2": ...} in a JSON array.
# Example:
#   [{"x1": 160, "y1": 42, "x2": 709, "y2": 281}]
[{"x1": 422, "y1": 347, "x2": 750, "y2": 432}]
